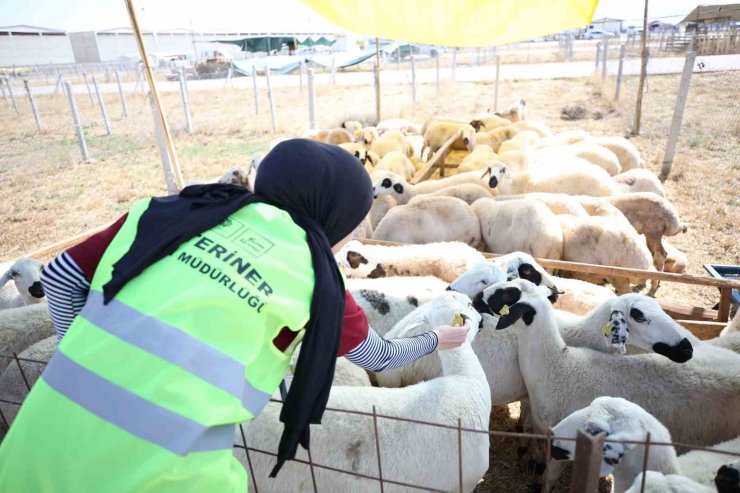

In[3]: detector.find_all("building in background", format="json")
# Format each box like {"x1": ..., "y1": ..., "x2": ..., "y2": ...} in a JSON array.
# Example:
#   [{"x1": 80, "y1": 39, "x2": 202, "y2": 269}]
[{"x1": 588, "y1": 17, "x2": 624, "y2": 35}]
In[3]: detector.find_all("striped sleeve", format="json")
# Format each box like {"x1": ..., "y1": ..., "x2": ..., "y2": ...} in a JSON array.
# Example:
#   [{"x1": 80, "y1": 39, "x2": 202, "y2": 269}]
[
  {"x1": 344, "y1": 327, "x2": 439, "y2": 372},
  {"x1": 40, "y1": 252, "x2": 91, "y2": 341}
]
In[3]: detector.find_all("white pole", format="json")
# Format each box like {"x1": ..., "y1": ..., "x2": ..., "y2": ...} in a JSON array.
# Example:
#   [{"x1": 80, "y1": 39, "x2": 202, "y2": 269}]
[
  {"x1": 0, "y1": 78, "x2": 7, "y2": 104},
  {"x1": 330, "y1": 56, "x2": 336, "y2": 85},
  {"x1": 307, "y1": 68, "x2": 316, "y2": 130},
  {"x1": 115, "y1": 70, "x2": 128, "y2": 117},
  {"x1": 661, "y1": 51, "x2": 696, "y2": 179},
  {"x1": 148, "y1": 94, "x2": 178, "y2": 193},
  {"x1": 53, "y1": 70, "x2": 64, "y2": 95},
  {"x1": 92, "y1": 76, "x2": 112, "y2": 135},
  {"x1": 595, "y1": 42, "x2": 601, "y2": 72},
  {"x1": 23, "y1": 80, "x2": 42, "y2": 131},
  {"x1": 435, "y1": 54, "x2": 440, "y2": 96},
  {"x1": 5, "y1": 78, "x2": 20, "y2": 116},
  {"x1": 265, "y1": 67, "x2": 277, "y2": 133},
  {"x1": 179, "y1": 70, "x2": 193, "y2": 134},
  {"x1": 64, "y1": 81, "x2": 89, "y2": 161},
  {"x1": 299, "y1": 60, "x2": 305, "y2": 91},
  {"x1": 252, "y1": 65, "x2": 260, "y2": 115},
  {"x1": 615, "y1": 45, "x2": 626, "y2": 100},
  {"x1": 451, "y1": 50, "x2": 457, "y2": 82},
  {"x1": 82, "y1": 71, "x2": 95, "y2": 106},
  {"x1": 410, "y1": 56, "x2": 416, "y2": 108},
  {"x1": 225, "y1": 66, "x2": 233, "y2": 88},
  {"x1": 602, "y1": 36, "x2": 609, "y2": 81},
  {"x1": 494, "y1": 55, "x2": 501, "y2": 112}
]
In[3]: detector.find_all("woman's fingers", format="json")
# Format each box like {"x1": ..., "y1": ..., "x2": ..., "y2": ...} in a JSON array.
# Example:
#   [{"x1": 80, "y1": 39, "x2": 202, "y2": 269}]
[{"x1": 433, "y1": 324, "x2": 470, "y2": 350}]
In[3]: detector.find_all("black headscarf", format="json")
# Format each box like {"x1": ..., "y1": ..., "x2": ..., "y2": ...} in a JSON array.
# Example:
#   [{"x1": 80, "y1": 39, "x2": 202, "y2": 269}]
[{"x1": 102, "y1": 139, "x2": 373, "y2": 476}]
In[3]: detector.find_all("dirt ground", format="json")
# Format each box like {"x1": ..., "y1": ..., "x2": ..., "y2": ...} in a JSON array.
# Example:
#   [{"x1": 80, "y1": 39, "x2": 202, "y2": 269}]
[{"x1": 1, "y1": 68, "x2": 738, "y2": 492}]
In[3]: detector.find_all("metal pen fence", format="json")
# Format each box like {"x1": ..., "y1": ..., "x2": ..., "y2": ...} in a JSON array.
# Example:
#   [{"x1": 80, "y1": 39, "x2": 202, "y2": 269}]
[{"x1": 1, "y1": 350, "x2": 738, "y2": 493}]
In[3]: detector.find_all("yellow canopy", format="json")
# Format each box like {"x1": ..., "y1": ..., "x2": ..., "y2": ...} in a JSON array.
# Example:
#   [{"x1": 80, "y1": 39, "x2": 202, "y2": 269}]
[{"x1": 300, "y1": 0, "x2": 599, "y2": 47}]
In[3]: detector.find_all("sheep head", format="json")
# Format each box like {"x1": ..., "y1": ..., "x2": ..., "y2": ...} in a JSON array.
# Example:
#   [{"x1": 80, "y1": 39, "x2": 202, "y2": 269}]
[{"x1": 1, "y1": 258, "x2": 45, "y2": 303}]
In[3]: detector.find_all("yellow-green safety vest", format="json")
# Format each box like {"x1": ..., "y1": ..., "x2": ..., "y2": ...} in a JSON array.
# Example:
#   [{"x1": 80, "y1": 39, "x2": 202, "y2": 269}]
[{"x1": 0, "y1": 198, "x2": 315, "y2": 492}]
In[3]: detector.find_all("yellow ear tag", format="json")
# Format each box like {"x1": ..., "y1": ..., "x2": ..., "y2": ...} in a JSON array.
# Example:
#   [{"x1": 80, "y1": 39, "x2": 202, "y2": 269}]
[
  {"x1": 602, "y1": 324, "x2": 612, "y2": 337},
  {"x1": 451, "y1": 313, "x2": 465, "y2": 327},
  {"x1": 500, "y1": 305, "x2": 510, "y2": 316}
]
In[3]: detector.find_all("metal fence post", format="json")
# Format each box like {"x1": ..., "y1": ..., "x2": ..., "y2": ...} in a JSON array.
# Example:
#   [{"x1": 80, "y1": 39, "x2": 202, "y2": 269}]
[
  {"x1": 330, "y1": 56, "x2": 336, "y2": 85},
  {"x1": 451, "y1": 50, "x2": 457, "y2": 82},
  {"x1": 64, "y1": 81, "x2": 89, "y2": 161},
  {"x1": 372, "y1": 406, "x2": 385, "y2": 493},
  {"x1": 660, "y1": 51, "x2": 696, "y2": 180},
  {"x1": 299, "y1": 60, "x2": 305, "y2": 91},
  {"x1": 569, "y1": 430, "x2": 607, "y2": 493},
  {"x1": 0, "y1": 78, "x2": 7, "y2": 104},
  {"x1": 82, "y1": 71, "x2": 95, "y2": 106},
  {"x1": 252, "y1": 65, "x2": 260, "y2": 115},
  {"x1": 307, "y1": 68, "x2": 316, "y2": 130},
  {"x1": 615, "y1": 45, "x2": 626, "y2": 100},
  {"x1": 410, "y1": 56, "x2": 417, "y2": 108},
  {"x1": 595, "y1": 42, "x2": 601, "y2": 72},
  {"x1": 178, "y1": 69, "x2": 193, "y2": 134},
  {"x1": 53, "y1": 70, "x2": 64, "y2": 95},
  {"x1": 23, "y1": 80, "x2": 41, "y2": 131},
  {"x1": 264, "y1": 67, "x2": 277, "y2": 133},
  {"x1": 373, "y1": 61, "x2": 381, "y2": 123},
  {"x1": 148, "y1": 93, "x2": 178, "y2": 194},
  {"x1": 91, "y1": 76, "x2": 112, "y2": 135},
  {"x1": 602, "y1": 37, "x2": 609, "y2": 81},
  {"x1": 115, "y1": 70, "x2": 128, "y2": 117},
  {"x1": 5, "y1": 78, "x2": 20, "y2": 116},
  {"x1": 225, "y1": 66, "x2": 233, "y2": 88},
  {"x1": 435, "y1": 54, "x2": 440, "y2": 96},
  {"x1": 494, "y1": 55, "x2": 501, "y2": 113}
]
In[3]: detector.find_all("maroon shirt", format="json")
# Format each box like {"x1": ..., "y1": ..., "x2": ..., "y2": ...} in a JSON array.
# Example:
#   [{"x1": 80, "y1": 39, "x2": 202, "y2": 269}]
[{"x1": 66, "y1": 214, "x2": 369, "y2": 357}]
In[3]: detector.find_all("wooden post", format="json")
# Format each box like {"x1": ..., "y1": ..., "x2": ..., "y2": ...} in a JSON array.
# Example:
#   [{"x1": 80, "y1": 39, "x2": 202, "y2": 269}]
[
  {"x1": 264, "y1": 67, "x2": 277, "y2": 133},
  {"x1": 660, "y1": 51, "x2": 696, "y2": 180},
  {"x1": 178, "y1": 69, "x2": 193, "y2": 134},
  {"x1": 5, "y1": 78, "x2": 20, "y2": 116},
  {"x1": 451, "y1": 49, "x2": 457, "y2": 82},
  {"x1": 494, "y1": 55, "x2": 501, "y2": 112},
  {"x1": 410, "y1": 56, "x2": 416, "y2": 108},
  {"x1": 92, "y1": 76, "x2": 112, "y2": 136},
  {"x1": 307, "y1": 68, "x2": 316, "y2": 130},
  {"x1": 615, "y1": 45, "x2": 626, "y2": 100},
  {"x1": 251, "y1": 65, "x2": 260, "y2": 115},
  {"x1": 82, "y1": 71, "x2": 95, "y2": 107},
  {"x1": 374, "y1": 37, "x2": 381, "y2": 123},
  {"x1": 602, "y1": 36, "x2": 609, "y2": 81},
  {"x1": 23, "y1": 80, "x2": 41, "y2": 131},
  {"x1": 64, "y1": 81, "x2": 89, "y2": 161},
  {"x1": 125, "y1": 0, "x2": 184, "y2": 192},
  {"x1": 718, "y1": 288, "x2": 732, "y2": 322},
  {"x1": 569, "y1": 430, "x2": 607, "y2": 493},
  {"x1": 115, "y1": 70, "x2": 128, "y2": 117},
  {"x1": 632, "y1": 0, "x2": 650, "y2": 136}
]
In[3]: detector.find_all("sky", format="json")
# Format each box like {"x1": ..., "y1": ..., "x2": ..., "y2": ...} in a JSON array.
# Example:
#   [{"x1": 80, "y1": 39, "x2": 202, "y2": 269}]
[{"x1": 0, "y1": 0, "x2": 729, "y2": 33}]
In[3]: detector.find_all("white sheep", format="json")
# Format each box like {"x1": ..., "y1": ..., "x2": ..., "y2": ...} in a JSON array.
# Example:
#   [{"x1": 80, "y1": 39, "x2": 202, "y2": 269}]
[
  {"x1": 421, "y1": 122, "x2": 476, "y2": 159},
  {"x1": 303, "y1": 128, "x2": 353, "y2": 145},
  {"x1": 376, "y1": 118, "x2": 421, "y2": 135},
  {"x1": 474, "y1": 125, "x2": 519, "y2": 152},
  {"x1": 488, "y1": 278, "x2": 740, "y2": 450},
  {"x1": 721, "y1": 311, "x2": 740, "y2": 337},
  {"x1": 456, "y1": 144, "x2": 498, "y2": 174},
  {"x1": 372, "y1": 196, "x2": 481, "y2": 248},
  {"x1": 551, "y1": 397, "x2": 740, "y2": 493},
  {"x1": 371, "y1": 170, "x2": 492, "y2": 205},
  {"x1": 0, "y1": 303, "x2": 54, "y2": 372},
  {"x1": 497, "y1": 130, "x2": 542, "y2": 154},
  {"x1": 593, "y1": 136, "x2": 644, "y2": 171},
  {"x1": 368, "y1": 194, "x2": 396, "y2": 230},
  {"x1": 613, "y1": 168, "x2": 665, "y2": 196},
  {"x1": 662, "y1": 239, "x2": 688, "y2": 274},
  {"x1": 484, "y1": 161, "x2": 617, "y2": 197},
  {"x1": 337, "y1": 240, "x2": 485, "y2": 283},
  {"x1": 511, "y1": 119, "x2": 553, "y2": 138},
  {"x1": 237, "y1": 292, "x2": 490, "y2": 493},
  {"x1": 715, "y1": 457, "x2": 740, "y2": 493},
  {"x1": 0, "y1": 335, "x2": 56, "y2": 424},
  {"x1": 332, "y1": 357, "x2": 371, "y2": 386},
  {"x1": 537, "y1": 143, "x2": 622, "y2": 176},
  {"x1": 534, "y1": 130, "x2": 592, "y2": 148},
  {"x1": 626, "y1": 472, "x2": 714, "y2": 493},
  {"x1": 558, "y1": 214, "x2": 656, "y2": 294},
  {"x1": 369, "y1": 129, "x2": 413, "y2": 158},
  {"x1": 497, "y1": 149, "x2": 532, "y2": 172},
  {"x1": 1, "y1": 258, "x2": 45, "y2": 310},
  {"x1": 494, "y1": 192, "x2": 589, "y2": 217},
  {"x1": 470, "y1": 113, "x2": 510, "y2": 132},
  {"x1": 472, "y1": 198, "x2": 564, "y2": 260},
  {"x1": 372, "y1": 151, "x2": 416, "y2": 180}
]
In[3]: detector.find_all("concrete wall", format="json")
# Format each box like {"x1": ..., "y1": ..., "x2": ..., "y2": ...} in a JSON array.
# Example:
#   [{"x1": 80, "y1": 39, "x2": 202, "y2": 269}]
[
  {"x1": 69, "y1": 31, "x2": 101, "y2": 63},
  {"x1": 0, "y1": 32, "x2": 75, "y2": 66}
]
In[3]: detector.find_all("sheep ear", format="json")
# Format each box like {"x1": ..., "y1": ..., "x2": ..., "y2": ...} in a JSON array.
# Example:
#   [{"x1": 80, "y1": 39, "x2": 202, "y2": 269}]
[
  {"x1": 518, "y1": 263, "x2": 542, "y2": 286},
  {"x1": 481, "y1": 167, "x2": 491, "y2": 179},
  {"x1": 495, "y1": 302, "x2": 536, "y2": 330},
  {"x1": 598, "y1": 431, "x2": 637, "y2": 477},
  {"x1": 346, "y1": 251, "x2": 368, "y2": 269},
  {"x1": 0, "y1": 269, "x2": 12, "y2": 289},
  {"x1": 472, "y1": 292, "x2": 493, "y2": 315},
  {"x1": 486, "y1": 286, "x2": 522, "y2": 315},
  {"x1": 605, "y1": 310, "x2": 629, "y2": 352}
]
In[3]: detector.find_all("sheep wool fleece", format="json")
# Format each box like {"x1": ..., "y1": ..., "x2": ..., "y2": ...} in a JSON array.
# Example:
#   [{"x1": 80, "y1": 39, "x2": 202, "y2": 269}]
[{"x1": 0, "y1": 198, "x2": 315, "y2": 493}]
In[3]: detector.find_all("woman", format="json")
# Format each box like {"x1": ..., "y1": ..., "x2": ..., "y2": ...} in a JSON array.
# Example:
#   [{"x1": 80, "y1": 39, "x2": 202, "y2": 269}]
[{"x1": 0, "y1": 139, "x2": 467, "y2": 492}]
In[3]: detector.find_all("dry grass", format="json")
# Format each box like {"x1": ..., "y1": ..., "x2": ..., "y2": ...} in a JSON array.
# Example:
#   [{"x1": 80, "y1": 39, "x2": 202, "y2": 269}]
[{"x1": 1, "y1": 69, "x2": 738, "y2": 492}]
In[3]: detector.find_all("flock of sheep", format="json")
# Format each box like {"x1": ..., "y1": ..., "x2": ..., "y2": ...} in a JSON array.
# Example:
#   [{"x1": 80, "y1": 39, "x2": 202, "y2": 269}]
[{"x1": 0, "y1": 102, "x2": 739, "y2": 492}]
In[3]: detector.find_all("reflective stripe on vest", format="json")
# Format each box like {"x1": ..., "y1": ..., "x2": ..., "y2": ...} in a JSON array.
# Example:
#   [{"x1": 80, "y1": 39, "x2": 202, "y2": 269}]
[
  {"x1": 80, "y1": 291, "x2": 273, "y2": 418},
  {"x1": 43, "y1": 351, "x2": 235, "y2": 456}
]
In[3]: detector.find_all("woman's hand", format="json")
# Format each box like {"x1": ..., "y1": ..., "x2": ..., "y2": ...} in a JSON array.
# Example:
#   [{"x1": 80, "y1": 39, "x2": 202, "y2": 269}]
[{"x1": 433, "y1": 324, "x2": 470, "y2": 351}]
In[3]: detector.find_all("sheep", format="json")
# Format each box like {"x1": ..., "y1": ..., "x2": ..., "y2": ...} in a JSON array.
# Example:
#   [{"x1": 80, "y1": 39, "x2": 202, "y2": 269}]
[
  {"x1": 337, "y1": 241, "x2": 485, "y2": 283},
  {"x1": 371, "y1": 170, "x2": 491, "y2": 205},
  {"x1": 368, "y1": 194, "x2": 395, "y2": 230},
  {"x1": 340, "y1": 120, "x2": 363, "y2": 136},
  {"x1": 421, "y1": 122, "x2": 476, "y2": 159},
  {"x1": 558, "y1": 214, "x2": 656, "y2": 294},
  {"x1": 420, "y1": 116, "x2": 468, "y2": 136},
  {"x1": 472, "y1": 198, "x2": 564, "y2": 260},
  {"x1": 372, "y1": 151, "x2": 415, "y2": 180},
  {"x1": 721, "y1": 311, "x2": 740, "y2": 337},
  {"x1": 626, "y1": 472, "x2": 715, "y2": 493},
  {"x1": 486, "y1": 278, "x2": 740, "y2": 449},
  {"x1": 348, "y1": 276, "x2": 448, "y2": 336},
  {"x1": 352, "y1": 148, "x2": 380, "y2": 171},
  {"x1": 613, "y1": 168, "x2": 666, "y2": 196},
  {"x1": 215, "y1": 166, "x2": 252, "y2": 189},
  {"x1": 332, "y1": 357, "x2": 371, "y2": 386},
  {"x1": 470, "y1": 114, "x2": 510, "y2": 132},
  {"x1": 474, "y1": 125, "x2": 519, "y2": 152},
  {"x1": 551, "y1": 397, "x2": 740, "y2": 493},
  {"x1": 456, "y1": 144, "x2": 498, "y2": 174},
  {"x1": 484, "y1": 161, "x2": 617, "y2": 197},
  {"x1": 359, "y1": 126, "x2": 379, "y2": 146},
  {"x1": 376, "y1": 118, "x2": 421, "y2": 135},
  {"x1": 495, "y1": 98, "x2": 526, "y2": 122},
  {"x1": 0, "y1": 335, "x2": 56, "y2": 425},
  {"x1": 338, "y1": 142, "x2": 367, "y2": 156},
  {"x1": 304, "y1": 128, "x2": 353, "y2": 145},
  {"x1": 497, "y1": 130, "x2": 541, "y2": 154},
  {"x1": 593, "y1": 136, "x2": 644, "y2": 171},
  {"x1": 369, "y1": 129, "x2": 413, "y2": 158},
  {"x1": 0, "y1": 303, "x2": 54, "y2": 372},
  {"x1": 1, "y1": 258, "x2": 45, "y2": 310},
  {"x1": 534, "y1": 130, "x2": 592, "y2": 149},
  {"x1": 550, "y1": 277, "x2": 617, "y2": 316},
  {"x1": 410, "y1": 184, "x2": 494, "y2": 205},
  {"x1": 351, "y1": 216, "x2": 373, "y2": 240},
  {"x1": 511, "y1": 119, "x2": 553, "y2": 138},
  {"x1": 716, "y1": 458, "x2": 740, "y2": 493},
  {"x1": 537, "y1": 143, "x2": 622, "y2": 176},
  {"x1": 236, "y1": 292, "x2": 490, "y2": 493},
  {"x1": 662, "y1": 240, "x2": 688, "y2": 274},
  {"x1": 493, "y1": 192, "x2": 589, "y2": 217},
  {"x1": 372, "y1": 196, "x2": 481, "y2": 248},
  {"x1": 497, "y1": 149, "x2": 532, "y2": 172}
]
